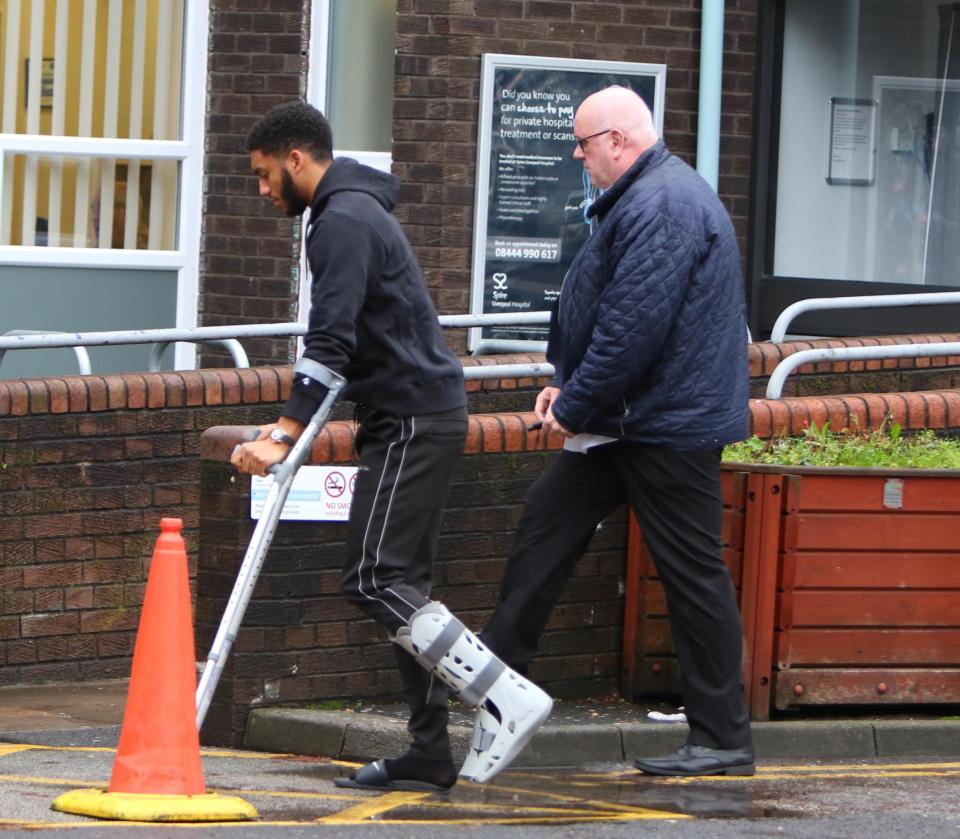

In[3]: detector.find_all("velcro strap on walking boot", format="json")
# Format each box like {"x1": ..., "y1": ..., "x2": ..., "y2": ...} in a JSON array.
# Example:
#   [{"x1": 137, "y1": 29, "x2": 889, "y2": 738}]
[
  {"x1": 471, "y1": 725, "x2": 496, "y2": 753},
  {"x1": 458, "y1": 657, "x2": 506, "y2": 708},
  {"x1": 420, "y1": 615, "x2": 466, "y2": 669}
]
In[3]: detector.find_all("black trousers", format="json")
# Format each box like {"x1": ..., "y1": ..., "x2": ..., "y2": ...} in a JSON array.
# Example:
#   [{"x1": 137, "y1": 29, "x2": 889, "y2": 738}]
[
  {"x1": 482, "y1": 444, "x2": 752, "y2": 751},
  {"x1": 341, "y1": 405, "x2": 467, "y2": 759}
]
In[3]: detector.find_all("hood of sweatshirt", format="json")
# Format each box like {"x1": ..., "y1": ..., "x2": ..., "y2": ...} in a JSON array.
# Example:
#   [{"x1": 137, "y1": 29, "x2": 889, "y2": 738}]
[{"x1": 309, "y1": 156, "x2": 398, "y2": 216}]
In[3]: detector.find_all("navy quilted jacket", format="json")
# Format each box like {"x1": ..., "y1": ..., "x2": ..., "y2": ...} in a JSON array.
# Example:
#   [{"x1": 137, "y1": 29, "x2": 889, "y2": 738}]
[{"x1": 548, "y1": 141, "x2": 749, "y2": 450}]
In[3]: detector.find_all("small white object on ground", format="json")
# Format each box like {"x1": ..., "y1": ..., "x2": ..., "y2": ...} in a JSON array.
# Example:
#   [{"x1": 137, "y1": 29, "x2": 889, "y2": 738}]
[{"x1": 646, "y1": 707, "x2": 687, "y2": 723}]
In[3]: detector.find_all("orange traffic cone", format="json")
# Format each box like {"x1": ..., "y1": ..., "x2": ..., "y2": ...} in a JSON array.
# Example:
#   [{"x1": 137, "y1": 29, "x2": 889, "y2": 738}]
[{"x1": 52, "y1": 518, "x2": 255, "y2": 822}]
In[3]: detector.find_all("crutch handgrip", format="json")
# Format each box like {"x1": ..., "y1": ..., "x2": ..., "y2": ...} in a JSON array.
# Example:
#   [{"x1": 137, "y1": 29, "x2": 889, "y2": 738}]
[{"x1": 236, "y1": 427, "x2": 283, "y2": 475}]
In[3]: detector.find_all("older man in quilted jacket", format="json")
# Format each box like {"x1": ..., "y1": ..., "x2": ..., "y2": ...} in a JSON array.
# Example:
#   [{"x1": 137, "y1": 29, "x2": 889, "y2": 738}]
[{"x1": 481, "y1": 86, "x2": 754, "y2": 777}]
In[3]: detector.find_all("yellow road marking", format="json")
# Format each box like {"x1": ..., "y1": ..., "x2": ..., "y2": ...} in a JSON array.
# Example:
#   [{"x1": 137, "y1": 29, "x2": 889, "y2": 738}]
[
  {"x1": 490, "y1": 782, "x2": 688, "y2": 819},
  {"x1": 0, "y1": 768, "x2": 683, "y2": 820},
  {"x1": 0, "y1": 741, "x2": 357, "y2": 765},
  {"x1": 316, "y1": 790, "x2": 430, "y2": 824},
  {"x1": 210, "y1": 787, "x2": 359, "y2": 802},
  {"x1": 366, "y1": 799, "x2": 673, "y2": 818},
  {"x1": 0, "y1": 773, "x2": 101, "y2": 788},
  {"x1": 9, "y1": 753, "x2": 956, "y2": 828},
  {"x1": 362, "y1": 814, "x2": 686, "y2": 825},
  {"x1": 0, "y1": 775, "x2": 364, "y2": 803},
  {"x1": 0, "y1": 744, "x2": 35, "y2": 757},
  {"x1": 0, "y1": 819, "x2": 324, "y2": 830},
  {"x1": 577, "y1": 761, "x2": 960, "y2": 782},
  {"x1": 673, "y1": 769, "x2": 960, "y2": 782},
  {"x1": 2, "y1": 817, "x2": 674, "y2": 830},
  {"x1": 758, "y1": 761, "x2": 960, "y2": 772}
]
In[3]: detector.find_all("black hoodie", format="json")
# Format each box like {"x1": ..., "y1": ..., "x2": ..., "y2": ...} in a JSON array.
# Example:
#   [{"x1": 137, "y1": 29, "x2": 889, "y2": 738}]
[{"x1": 282, "y1": 157, "x2": 466, "y2": 423}]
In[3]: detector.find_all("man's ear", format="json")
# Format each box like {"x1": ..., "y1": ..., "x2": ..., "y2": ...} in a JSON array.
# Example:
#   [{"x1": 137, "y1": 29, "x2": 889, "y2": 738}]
[
  {"x1": 288, "y1": 149, "x2": 305, "y2": 173},
  {"x1": 611, "y1": 129, "x2": 626, "y2": 154}
]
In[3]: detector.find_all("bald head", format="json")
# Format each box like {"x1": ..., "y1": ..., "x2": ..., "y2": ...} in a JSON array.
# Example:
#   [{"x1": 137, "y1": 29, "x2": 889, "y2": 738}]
[{"x1": 573, "y1": 86, "x2": 659, "y2": 188}]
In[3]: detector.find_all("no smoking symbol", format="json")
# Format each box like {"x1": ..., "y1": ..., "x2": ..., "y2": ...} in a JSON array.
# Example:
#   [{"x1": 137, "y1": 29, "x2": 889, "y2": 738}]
[{"x1": 325, "y1": 471, "x2": 346, "y2": 498}]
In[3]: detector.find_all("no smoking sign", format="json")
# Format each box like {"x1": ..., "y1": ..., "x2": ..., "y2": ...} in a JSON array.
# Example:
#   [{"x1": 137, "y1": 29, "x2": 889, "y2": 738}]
[{"x1": 251, "y1": 465, "x2": 359, "y2": 521}]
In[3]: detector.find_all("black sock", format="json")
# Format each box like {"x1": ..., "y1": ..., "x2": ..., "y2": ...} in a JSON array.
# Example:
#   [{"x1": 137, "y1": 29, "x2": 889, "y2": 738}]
[{"x1": 384, "y1": 752, "x2": 457, "y2": 788}]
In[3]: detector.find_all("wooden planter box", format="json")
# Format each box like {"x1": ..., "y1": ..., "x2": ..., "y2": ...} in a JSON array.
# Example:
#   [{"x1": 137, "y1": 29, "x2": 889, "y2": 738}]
[{"x1": 622, "y1": 464, "x2": 960, "y2": 720}]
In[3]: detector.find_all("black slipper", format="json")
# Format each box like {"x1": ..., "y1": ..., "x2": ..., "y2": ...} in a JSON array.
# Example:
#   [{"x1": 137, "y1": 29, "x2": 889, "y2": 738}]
[{"x1": 334, "y1": 759, "x2": 455, "y2": 792}]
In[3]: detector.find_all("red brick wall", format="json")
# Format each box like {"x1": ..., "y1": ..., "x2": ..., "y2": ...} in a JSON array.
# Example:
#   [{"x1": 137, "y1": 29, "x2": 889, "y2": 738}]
[
  {"x1": 749, "y1": 335, "x2": 960, "y2": 400},
  {"x1": 0, "y1": 364, "x2": 544, "y2": 688},
  {"x1": 0, "y1": 369, "x2": 285, "y2": 687},
  {"x1": 4, "y1": 341, "x2": 960, "y2": 711},
  {"x1": 4, "y1": 345, "x2": 960, "y2": 692},
  {"x1": 201, "y1": 0, "x2": 309, "y2": 367}
]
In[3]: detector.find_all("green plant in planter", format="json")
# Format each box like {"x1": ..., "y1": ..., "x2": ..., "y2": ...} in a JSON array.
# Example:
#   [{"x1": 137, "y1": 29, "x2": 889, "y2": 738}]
[{"x1": 722, "y1": 421, "x2": 960, "y2": 468}]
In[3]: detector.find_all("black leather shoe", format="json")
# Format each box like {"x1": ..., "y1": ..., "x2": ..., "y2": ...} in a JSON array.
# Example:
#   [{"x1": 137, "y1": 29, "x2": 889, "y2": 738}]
[{"x1": 634, "y1": 744, "x2": 755, "y2": 777}]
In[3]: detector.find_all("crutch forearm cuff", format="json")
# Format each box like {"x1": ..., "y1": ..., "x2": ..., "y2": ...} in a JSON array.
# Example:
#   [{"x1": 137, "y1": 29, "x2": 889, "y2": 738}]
[{"x1": 293, "y1": 358, "x2": 343, "y2": 389}]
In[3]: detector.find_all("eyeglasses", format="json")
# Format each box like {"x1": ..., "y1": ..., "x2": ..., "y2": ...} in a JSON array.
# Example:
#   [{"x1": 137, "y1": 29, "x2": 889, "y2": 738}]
[{"x1": 574, "y1": 128, "x2": 612, "y2": 150}]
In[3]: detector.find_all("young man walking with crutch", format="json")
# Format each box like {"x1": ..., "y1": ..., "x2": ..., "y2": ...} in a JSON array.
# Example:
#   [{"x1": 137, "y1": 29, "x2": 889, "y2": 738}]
[{"x1": 231, "y1": 101, "x2": 551, "y2": 790}]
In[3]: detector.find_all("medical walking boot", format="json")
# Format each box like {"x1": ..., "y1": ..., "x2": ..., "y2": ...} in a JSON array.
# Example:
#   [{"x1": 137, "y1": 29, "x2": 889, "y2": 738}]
[{"x1": 392, "y1": 601, "x2": 553, "y2": 784}]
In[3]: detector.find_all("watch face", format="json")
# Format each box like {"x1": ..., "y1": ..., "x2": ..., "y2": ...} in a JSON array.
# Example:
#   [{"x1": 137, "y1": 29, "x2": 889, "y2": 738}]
[{"x1": 270, "y1": 428, "x2": 282, "y2": 442}]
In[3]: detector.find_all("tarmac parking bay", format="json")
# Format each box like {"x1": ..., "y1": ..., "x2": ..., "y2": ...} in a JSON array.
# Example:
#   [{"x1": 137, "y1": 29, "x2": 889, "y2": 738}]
[{"x1": 1, "y1": 743, "x2": 960, "y2": 833}]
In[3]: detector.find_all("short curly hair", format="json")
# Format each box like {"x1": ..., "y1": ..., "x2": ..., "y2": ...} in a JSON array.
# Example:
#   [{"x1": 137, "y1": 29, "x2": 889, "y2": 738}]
[{"x1": 245, "y1": 101, "x2": 333, "y2": 161}]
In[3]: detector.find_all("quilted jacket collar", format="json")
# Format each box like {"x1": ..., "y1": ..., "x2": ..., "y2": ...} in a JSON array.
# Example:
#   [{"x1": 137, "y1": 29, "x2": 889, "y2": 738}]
[{"x1": 587, "y1": 139, "x2": 669, "y2": 221}]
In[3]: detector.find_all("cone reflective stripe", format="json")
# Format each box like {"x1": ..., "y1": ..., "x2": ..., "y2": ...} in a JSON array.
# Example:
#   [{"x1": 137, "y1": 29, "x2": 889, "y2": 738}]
[{"x1": 52, "y1": 519, "x2": 255, "y2": 822}]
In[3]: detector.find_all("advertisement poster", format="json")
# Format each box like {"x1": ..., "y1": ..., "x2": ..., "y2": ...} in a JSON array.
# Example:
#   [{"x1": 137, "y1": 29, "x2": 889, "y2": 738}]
[
  {"x1": 470, "y1": 55, "x2": 665, "y2": 350},
  {"x1": 250, "y1": 465, "x2": 358, "y2": 522}
]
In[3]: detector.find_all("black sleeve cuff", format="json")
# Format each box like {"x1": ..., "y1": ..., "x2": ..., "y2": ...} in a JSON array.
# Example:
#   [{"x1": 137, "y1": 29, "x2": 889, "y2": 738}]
[{"x1": 282, "y1": 381, "x2": 330, "y2": 425}]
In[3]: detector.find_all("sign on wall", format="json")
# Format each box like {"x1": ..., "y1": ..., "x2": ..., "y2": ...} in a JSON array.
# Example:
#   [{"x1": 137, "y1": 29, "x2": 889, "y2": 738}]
[
  {"x1": 827, "y1": 97, "x2": 878, "y2": 186},
  {"x1": 250, "y1": 466, "x2": 358, "y2": 522},
  {"x1": 470, "y1": 54, "x2": 666, "y2": 351}
]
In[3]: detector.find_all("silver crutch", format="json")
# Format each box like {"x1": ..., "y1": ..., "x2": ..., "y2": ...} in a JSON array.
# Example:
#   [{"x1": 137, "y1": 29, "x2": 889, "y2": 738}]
[{"x1": 196, "y1": 373, "x2": 346, "y2": 728}]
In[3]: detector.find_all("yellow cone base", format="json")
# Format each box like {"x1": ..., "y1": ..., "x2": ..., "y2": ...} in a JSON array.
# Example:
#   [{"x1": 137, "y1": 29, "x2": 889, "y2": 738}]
[{"x1": 51, "y1": 788, "x2": 257, "y2": 822}]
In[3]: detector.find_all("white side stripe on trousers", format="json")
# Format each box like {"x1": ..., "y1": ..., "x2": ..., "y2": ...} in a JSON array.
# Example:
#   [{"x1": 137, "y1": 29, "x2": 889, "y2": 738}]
[{"x1": 355, "y1": 416, "x2": 419, "y2": 623}]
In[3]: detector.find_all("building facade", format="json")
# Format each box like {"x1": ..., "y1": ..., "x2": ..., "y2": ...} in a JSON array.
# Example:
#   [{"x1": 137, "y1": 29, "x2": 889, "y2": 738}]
[{"x1": 0, "y1": 0, "x2": 958, "y2": 381}]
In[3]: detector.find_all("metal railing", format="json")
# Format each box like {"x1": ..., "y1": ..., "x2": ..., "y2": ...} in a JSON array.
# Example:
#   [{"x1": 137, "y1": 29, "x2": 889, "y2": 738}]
[
  {"x1": 462, "y1": 361, "x2": 554, "y2": 380},
  {"x1": 0, "y1": 313, "x2": 554, "y2": 380},
  {"x1": 769, "y1": 291, "x2": 960, "y2": 343},
  {"x1": 0, "y1": 325, "x2": 255, "y2": 375},
  {"x1": 0, "y1": 331, "x2": 93, "y2": 375},
  {"x1": 765, "y1": 341, "x2": 960, "y2": 399}
]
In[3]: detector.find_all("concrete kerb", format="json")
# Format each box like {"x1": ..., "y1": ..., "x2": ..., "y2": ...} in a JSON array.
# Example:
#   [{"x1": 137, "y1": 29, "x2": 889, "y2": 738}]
[{"x1": 243, "y1": 707, "x2": 960, "y2": 764}]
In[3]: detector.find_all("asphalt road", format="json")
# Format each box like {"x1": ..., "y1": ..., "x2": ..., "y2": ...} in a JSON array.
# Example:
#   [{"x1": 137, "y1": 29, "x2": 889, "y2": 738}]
[{"x1": 0, "y1": 737, "x2": 958, "y2": 837}]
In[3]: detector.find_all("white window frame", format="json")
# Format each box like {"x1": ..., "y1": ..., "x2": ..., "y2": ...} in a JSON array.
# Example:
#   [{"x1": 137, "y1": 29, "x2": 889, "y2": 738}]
[
  {"x1": 0, "y1": 0, "x2": 209, "y2": 371},
  {"x1": 300, "y1": 0, "x2": 393, "y2": 335}
]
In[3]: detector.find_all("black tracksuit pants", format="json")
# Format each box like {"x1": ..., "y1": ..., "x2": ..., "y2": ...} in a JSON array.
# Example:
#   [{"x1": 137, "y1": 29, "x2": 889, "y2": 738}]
[
  {"x1": 481, "y1": 443, "x2": 752, "y2": 751},
  {"x1": 341, "y1": 405, "x2": 467, "y2": 759}
]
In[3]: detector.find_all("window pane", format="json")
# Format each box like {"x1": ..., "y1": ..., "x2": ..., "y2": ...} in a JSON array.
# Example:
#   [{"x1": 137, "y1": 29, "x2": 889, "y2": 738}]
[
  {"x1": 326, "y1": 0, "x2": 396, "y2": 152},
  {"x1": 0, "y1": 265, "x2": 177, "y2": 379},
  {"x1": 0, "y1": 0, "x2": 184, "y2": 140},
  {"x1": 775, "y1": 0, "x2": 960, "y2": 286},
  {"x1": 3, "y1": 154, "x2": 180, "y2": 248}
]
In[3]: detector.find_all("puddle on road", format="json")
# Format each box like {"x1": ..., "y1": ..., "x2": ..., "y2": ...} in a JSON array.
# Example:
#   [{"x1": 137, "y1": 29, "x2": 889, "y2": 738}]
[{"x1": 251, "y1": 763, "x2": 803, "y2": 825}]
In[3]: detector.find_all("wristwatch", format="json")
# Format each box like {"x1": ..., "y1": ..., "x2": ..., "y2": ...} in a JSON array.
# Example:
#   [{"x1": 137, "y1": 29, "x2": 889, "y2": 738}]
[{"x1": 268, "y1": 427, "x2": 297, "y2": 447}]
